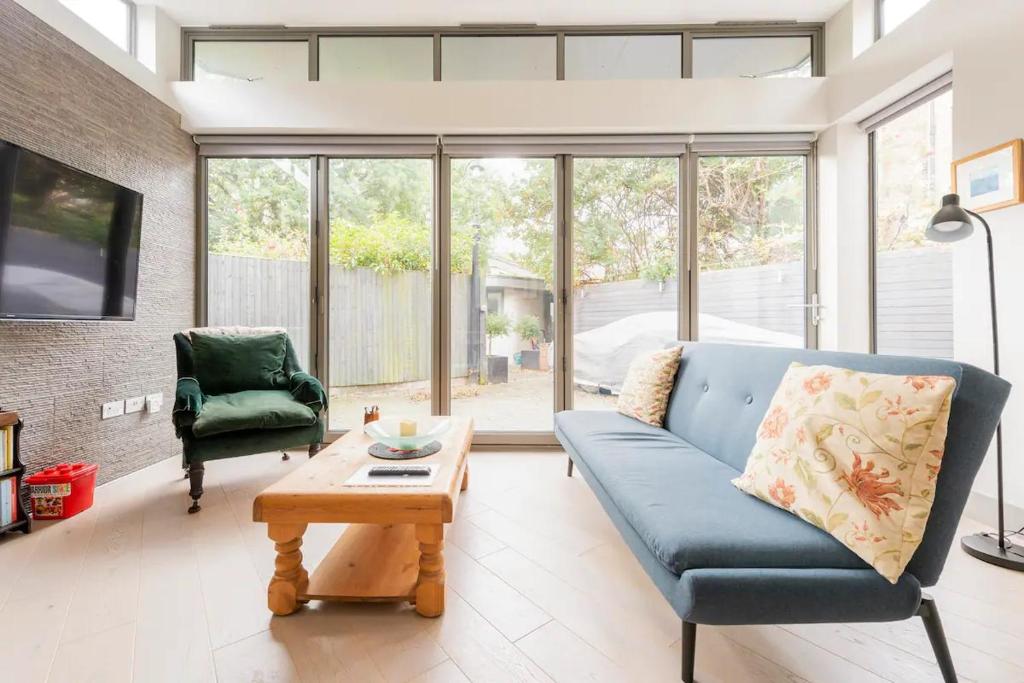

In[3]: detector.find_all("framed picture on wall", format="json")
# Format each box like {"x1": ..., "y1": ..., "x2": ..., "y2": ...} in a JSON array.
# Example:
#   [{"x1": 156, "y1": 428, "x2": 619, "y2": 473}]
[{"x1": 951, "y1": 139, "x2": 1024, "y2": 213}]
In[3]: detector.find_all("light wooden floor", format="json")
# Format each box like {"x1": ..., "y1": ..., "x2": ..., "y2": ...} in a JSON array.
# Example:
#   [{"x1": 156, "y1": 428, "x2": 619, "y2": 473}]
[{"x1": 1, "y1": 449, "x2": 1022, "y2": 683}]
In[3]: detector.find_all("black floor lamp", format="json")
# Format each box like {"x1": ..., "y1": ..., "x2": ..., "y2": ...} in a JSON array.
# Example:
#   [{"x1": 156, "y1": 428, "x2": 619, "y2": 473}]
[{"x1": 925, "y1": 193, "x2": 1024, "y2": 571}]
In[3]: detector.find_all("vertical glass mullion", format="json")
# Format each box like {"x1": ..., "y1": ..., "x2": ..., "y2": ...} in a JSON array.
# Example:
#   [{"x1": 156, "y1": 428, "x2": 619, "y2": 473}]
[
  {"x1": 867, "y1": 132, "x2": 879, "y2": 353},
  {"x1": 313, "y1": 156, "x2": 329, "y2": 400},
  {"x1": 196, "y1": 156, "x2": 209, "y2": 325},
  {"x1": 309, "y1": 32, "x2": 320, "y2": 81},
  {"x1": 555, "y1": 154, "x2": 571, "y2": 411},
  {"x1": 677, "y1": 152, "x2": 690, "y2": 341},
  {"x1": 556, "y1": 33, "x2": 565, "y2": 80},
  {"x1": 686, "y1": 152, "x2": 700, "y2": 340},
  {"x1": 435, "y1": 153, "x2": 452, "y2": 415},
  {"x1": 681, "y1": 31, "x2": 694, "y2": 78},
  {"x1": 433, "y1": 33, "x2": 442, "y2": 81},
  {"x1": 805, "y1": 151, "x2": 819, "y2": 349}
]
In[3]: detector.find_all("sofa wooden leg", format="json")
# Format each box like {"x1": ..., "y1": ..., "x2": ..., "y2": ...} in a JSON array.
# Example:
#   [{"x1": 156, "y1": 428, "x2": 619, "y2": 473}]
[
  {"x1": 681, "y1": 621, "x2": 696, "y2": 682},
  {"x1": 308, "y1": 442, "x2": 321, "y2": 458},
  {"x1": 919, "y1": 595, "x2": 957, "y2": 682},
  {"x1": 188, "y1": 461, "x2": 205, "y2": 514},
  {"x1": 567, "y1": 457, "x2": 574, "y2": 477}
]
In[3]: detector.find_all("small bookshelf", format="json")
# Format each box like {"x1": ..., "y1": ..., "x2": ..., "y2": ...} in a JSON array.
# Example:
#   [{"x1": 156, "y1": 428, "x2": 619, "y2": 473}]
[{"x1": 0, "y1": 411, "x2": 32, "y2": 535}]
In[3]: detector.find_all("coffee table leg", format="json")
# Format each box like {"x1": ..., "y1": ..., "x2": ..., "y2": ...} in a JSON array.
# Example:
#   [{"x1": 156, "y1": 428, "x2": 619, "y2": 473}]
[
  {"x1": 414, "y1": 524, "x2": 445, "y2": 617},
  {"x1": 267, "y1": 523, "x2": 309, "y2": 616},
  {"x1": 461, "y1": 464, "x2": 470, "y2": 492}
]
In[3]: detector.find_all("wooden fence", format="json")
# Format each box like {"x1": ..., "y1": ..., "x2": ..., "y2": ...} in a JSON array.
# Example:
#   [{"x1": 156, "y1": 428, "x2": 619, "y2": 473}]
[
  {"x1": 875, "y1": 247, "x2": 953, "y2": 359},
  {"x1": 572, "y1": 261, "x2": 806, "y2": 338},
  {"x1": 209, "y1": 247, "x2": 954, "y2": 386},
  {"x1": 208, "y1": 255, "x2": 470, "y2": 385}
]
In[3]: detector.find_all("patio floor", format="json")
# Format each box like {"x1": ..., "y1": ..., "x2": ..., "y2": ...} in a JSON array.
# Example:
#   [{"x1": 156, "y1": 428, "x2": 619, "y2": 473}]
[{"x1": 328, "y1": 366, "x2": 616, "y2": 432}]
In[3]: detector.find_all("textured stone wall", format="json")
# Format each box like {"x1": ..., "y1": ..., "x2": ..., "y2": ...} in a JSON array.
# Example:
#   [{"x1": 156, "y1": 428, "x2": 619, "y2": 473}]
[{"x1": 0, "y1": 0, "x2": 195, "y2": 484}]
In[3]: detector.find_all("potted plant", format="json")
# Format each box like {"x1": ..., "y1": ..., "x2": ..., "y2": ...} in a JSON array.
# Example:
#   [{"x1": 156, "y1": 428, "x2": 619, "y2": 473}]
[
  {"x1": 515, "y1": 315, "x2": 546, "y2": 370},
  {"x1": 484, "y1": 312, "x2": 510, "y2": 384}
]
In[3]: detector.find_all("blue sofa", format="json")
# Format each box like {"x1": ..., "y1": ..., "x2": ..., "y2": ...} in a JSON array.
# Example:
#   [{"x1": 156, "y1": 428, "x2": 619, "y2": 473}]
[{"x1": 555, "y1": 343, "x2": 1009, "y2": 683}]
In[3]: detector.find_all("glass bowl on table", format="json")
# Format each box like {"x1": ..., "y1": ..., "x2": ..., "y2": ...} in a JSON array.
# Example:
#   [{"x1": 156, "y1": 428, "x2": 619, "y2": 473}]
[{"x1": 364, "y1": 417, "x2": 451, "y2": 453}]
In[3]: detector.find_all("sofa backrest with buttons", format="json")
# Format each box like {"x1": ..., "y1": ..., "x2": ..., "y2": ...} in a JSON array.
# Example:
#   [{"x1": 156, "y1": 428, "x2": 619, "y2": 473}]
[{"x1": 661, "y1": 343, "x2": 1007, "y2": 586}]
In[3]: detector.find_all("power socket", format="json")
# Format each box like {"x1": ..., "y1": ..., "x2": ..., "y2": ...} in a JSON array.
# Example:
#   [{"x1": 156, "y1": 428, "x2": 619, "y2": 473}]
[
  {"x1": 125, "y1": 396, "x2": 145, "y2": 414},
  {"x1": 102, "y1": 400, "x2": 125, "y2": 420},
  {"x1": 146, "y1": 392, "x2": 164, "y2": 413}
]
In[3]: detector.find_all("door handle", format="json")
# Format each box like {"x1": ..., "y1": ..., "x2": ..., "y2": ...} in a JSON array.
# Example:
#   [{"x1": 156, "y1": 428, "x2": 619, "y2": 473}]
[{"x1": 787, "y1": 294, "x2": 822, "y2": 326}]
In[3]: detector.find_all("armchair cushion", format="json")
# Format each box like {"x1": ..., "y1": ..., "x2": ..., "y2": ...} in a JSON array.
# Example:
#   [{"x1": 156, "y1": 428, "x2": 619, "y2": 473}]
[
  {"x1": 190, "y1": 332, "x2": 288, "y2": 395},
  {"x1": 289, "y1": 371, "x2": 327, "y2": 413},
  {"x1": 191, "y1": 389, "x2": 318, "y2": 439}
]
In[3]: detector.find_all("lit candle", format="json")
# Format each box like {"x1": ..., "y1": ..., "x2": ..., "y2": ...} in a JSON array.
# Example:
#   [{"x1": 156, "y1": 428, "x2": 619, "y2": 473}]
[{"x1": 399, "y1": 419, "x2": 417, "y2": 437}]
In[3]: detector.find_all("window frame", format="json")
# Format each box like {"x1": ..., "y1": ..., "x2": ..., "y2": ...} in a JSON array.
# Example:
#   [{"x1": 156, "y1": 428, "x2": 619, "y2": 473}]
[
  {"x1": 195, "y1": 134, "x2": 817, "y2": 447},
  {"x1": 62, "y1": 0, "x2": 137, "y2": 55},
  {"x1": 181, "y1": 23, "x2": 825, "y2": 81},
  {"x1": 685, "y1": 33, "x2": 816, "y2": 79},
  {"x1": 863, "y1": 75, "x2": 953, "y2": 354},
  {"x1": 688, "y1": 147, "x2": 819, "y2": 349}
]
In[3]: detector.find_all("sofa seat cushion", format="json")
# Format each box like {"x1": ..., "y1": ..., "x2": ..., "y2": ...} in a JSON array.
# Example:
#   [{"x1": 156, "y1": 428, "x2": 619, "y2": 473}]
[
  {"x1": 555, "y1": 410, "x2": 869, "y2": 575},
  {"x1": 192, "y1": 390, "x2": 317, "y2": 439}
]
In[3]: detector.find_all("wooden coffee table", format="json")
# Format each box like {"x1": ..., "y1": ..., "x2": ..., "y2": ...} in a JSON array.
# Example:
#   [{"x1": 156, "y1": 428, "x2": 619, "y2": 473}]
[{"x1": 252, "y1": 417, "x2": 473, "y2": 618}]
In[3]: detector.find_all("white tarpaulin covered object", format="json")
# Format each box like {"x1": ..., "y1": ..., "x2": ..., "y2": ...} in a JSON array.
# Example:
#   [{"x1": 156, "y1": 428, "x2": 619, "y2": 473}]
[{"x1": 573, "y1": 311, "x2": 802, "y2": 393}]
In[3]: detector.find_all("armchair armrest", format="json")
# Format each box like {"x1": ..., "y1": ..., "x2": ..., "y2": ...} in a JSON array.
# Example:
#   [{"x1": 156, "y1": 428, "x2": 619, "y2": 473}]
[
  {"x1": 290, "y1": 372, "x2": 327, "y2": 414},
  {"x1": 173, "y1": 377, "x2": 204, "y2": 436}
]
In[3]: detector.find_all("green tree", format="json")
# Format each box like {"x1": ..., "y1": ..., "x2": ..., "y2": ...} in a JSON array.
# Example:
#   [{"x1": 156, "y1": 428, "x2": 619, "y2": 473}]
[
  {"x1": 514, "y1": 315, "x2": 544, "y2": 348},
  {"x1": 206, "y1": 154, "x2": 809, "y2": 280},
  {"x1": 569, "y1": 157, "x2": 679, "y2": 285},
  {"x1": 485, "y1": 312, "x2": 511, "y2": 355},
  {"x1": 207, "y1": 158, "x2": 311, "y2": 259},
  {"x1": 697, "y1": 156, "x2": 806, "y2": 271},
  {"x1": 874, "y1": 94, "x2": 952, "y2": 252}
]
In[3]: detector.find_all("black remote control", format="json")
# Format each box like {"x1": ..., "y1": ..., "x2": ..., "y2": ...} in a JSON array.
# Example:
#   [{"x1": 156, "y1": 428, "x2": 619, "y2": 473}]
[{"x1": 368, "y1": 465, "x2": 431, "y2": 477}]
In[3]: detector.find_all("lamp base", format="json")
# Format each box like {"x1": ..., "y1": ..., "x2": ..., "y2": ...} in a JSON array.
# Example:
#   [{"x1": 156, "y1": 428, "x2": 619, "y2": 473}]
[{"x1": 961, "y1": 532, "x2": 1024, "y2": 571}]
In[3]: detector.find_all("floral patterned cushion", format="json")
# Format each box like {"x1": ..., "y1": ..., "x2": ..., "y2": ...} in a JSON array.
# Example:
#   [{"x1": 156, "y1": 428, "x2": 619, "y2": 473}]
[
  {"x1": 616, "y1": 346, "x2": 683, "y2": 427},
  {"x1": 732, "y1": 363, "x2": 955, "y2": 583}
]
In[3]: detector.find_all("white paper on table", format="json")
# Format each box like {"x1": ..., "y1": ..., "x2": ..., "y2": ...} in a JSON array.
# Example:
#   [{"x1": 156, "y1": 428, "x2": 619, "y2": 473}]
[{"x1": 343, "y1": 463, "x2": 439, "y2": 487}]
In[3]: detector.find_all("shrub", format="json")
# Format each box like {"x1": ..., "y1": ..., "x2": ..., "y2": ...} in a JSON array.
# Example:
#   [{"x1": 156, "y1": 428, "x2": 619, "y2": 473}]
[
  {"x1": 485, "y1": 312, "x2": 511, "y2": 355},
  {"x1": 514, "y1": 315, "x2": 544, "y2": 347}
]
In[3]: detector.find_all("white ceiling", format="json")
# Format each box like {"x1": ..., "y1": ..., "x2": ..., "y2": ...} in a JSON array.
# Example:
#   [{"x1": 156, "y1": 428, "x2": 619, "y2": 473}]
[{"x1": 148, "y1": 0, "x2": 847, "y2": 28}]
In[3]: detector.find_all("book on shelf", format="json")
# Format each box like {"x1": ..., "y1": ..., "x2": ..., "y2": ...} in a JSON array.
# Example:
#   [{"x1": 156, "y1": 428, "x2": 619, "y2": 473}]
[
  {"x1": 0, "y1": 424, "x2": 10, "y2": 469},
  {"x1": 0, "y1": 477, "x2": 14, "y2": 526}
]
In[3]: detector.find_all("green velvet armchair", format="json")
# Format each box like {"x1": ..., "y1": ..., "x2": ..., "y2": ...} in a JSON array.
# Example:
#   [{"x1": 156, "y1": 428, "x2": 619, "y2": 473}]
[{"x1": 172, "y1": 326, "x2": 326, "y2": 513}]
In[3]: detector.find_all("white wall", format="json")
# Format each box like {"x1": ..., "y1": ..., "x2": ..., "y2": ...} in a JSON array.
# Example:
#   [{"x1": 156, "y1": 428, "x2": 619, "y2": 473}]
[
  {"x1": 816, "y1": 122, "x2": 870, "y2": 353},
  {"x1": 823, "y1": 0, "x2": 1024, "y2": 520},
  {"x1": 13, "y1": 0, "x2": 178, "y2": 108},
  {"x1": 172, "y1": 78, "x2": 828, "y2": 134},
  {"x1": 136, "y1": 4, "x2": 181, "y2": 82}
]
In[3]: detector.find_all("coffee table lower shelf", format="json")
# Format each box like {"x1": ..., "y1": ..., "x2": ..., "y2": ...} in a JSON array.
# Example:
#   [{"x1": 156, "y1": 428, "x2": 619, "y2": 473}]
[
  {"x1": 306, "y1": 523, "x2": 420, "y2": 603},
  {"x1": 268, "y1": 521, "x2": 446, "y2": 618}
]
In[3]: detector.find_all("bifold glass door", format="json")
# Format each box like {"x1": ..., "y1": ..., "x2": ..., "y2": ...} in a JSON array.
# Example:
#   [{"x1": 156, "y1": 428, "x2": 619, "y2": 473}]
[
  {"x1": 326, "y1": 158, "x2": 435, "y2": 431},
  {"x1": 201, "y1": 143, "x2": 815, "y2": 440},
  {"x1": 205, "y1": 157, "x2": 312, "y2": 368},
  {"x1": 571, "y1": 157, "x2": 680, "y2": 409},
  {"x1": 696, "y1": 155, "x2": 810, "y2": 347},
  {"x1": 449, "y1": 158, "x2": 557, "y2": 432}
]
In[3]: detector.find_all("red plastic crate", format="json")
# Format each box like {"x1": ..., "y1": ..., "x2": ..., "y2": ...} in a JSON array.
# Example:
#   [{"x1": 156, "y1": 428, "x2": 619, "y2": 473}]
[{"x1": 24, "y1": 462, "x2": 99, "y2": 520}]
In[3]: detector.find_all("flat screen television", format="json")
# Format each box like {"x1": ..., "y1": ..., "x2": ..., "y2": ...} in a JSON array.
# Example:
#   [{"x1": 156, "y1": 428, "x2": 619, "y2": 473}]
[{"x1": 0, "y1": 139, "x2": 142, "y2": 321}]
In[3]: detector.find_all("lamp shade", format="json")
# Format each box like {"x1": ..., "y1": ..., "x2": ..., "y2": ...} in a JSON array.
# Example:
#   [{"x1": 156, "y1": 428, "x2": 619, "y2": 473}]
[{"x1": 926, "y1": 193, "x2": 975, "y2": 242}]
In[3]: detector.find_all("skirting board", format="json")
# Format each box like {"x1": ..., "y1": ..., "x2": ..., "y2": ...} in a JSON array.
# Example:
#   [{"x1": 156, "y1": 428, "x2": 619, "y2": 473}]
[{"x1": 964, "y1": 490, "x2": 1024, "y2": 534}]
